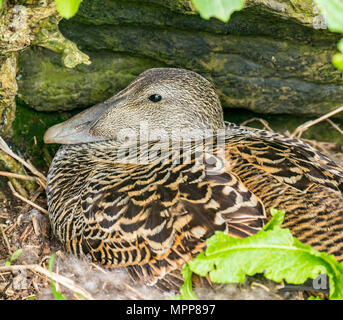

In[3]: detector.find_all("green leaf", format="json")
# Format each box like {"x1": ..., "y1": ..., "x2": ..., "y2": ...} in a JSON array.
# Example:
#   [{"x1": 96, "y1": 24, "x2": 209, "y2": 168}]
[
  {"x1": 333, "y1": 39, "x2": 343, "y2": 71},
  {"x1": 54, "y1": 0, "x2": 82, "y2": 19},
  {"x1": 10, "y1": 248, "x2": 23, "y2": 262},
  {"x1": 191, "y1": 0, "x2": 245, "y2": 22},
  {"x1": 338, "y1": 38, "x2": 343, "y2": 52},
  {"x1": 171, "y1": 264, "x2": 198, "y2": 300},
  {"x1": 49, "y1": 254, "x2": 67, "y2": 300},
  {"x1": 5, "y1": 248, "x2": 23, "y2": 265},
  {"x1": 176, "y1": 209, "x2": 343, "y2": 300},
  {"x1": 263, "y1": 208, "x2": 285, "y2": 231},
  {"x1": 313, "y1": 0, "x2": 343, "y2": 33},
  {"x1": 308, "y1": 295, "x2": 324, "y2": 300},
  {"x1": 313, "y1": 1, "x2": 343, "y2": 72},
  {"x1": 50, "y1": 280, "x2": 67, "y2": 300},
  {"x1": 333, "y1": 52, "x2": 343, "y2": 71}
]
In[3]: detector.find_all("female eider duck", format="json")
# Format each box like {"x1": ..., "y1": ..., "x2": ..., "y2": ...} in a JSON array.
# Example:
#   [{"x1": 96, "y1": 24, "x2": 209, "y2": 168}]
[{"x1": 44, "y1": 68, "x2": 343, "y2": 289}]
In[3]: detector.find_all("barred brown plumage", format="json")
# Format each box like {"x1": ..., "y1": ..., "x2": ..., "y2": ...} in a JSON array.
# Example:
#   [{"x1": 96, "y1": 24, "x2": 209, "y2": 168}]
[{"x1": 45, "y1": 68, "x2": 343, "y2": 290}]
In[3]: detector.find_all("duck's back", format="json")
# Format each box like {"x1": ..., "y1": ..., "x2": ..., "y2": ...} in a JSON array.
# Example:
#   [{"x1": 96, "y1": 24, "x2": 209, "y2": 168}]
[
  {"x1": 226, "y1": 123, "x2": 343, "y2": 260},
  {"x1": 47, "y1": 137, "x2": 266, "y2": 287},
  {"x1": 47, "y1": 123, "x2": 343, "y2": 288}
]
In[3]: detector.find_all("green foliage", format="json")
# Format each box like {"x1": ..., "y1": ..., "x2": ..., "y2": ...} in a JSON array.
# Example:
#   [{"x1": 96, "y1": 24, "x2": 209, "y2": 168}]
[
  {"x1": 5, "y1": 249, "x2": 23, "y2": 266},
  {"x1": 313, "y1": 0, "x2": 343, "y2": 71},
  {"x1": 314, "y1": 0, "x2": 343, "y2": 33},
  {"x1": 308, "y1": 295, "x2": 324, "y2": 300},
  {"x1": 171, "y1": 264, "x2": 198, "y2": 300},
  {"x1": 333, "y1": 39, "x2": 343, "y2": 71},
  {"x1": 54, "y1": 0, "x2": 82, "y2": 19},
  {"x1": 192, "y1": 0, "x2": 343, "y2": 71},
  {"x1": 191, "y1": 0, "x2": 245, "y2": 22},
  {"x1": 175, "y1": 209, "x2": 343, "y2": 300},
  {"x1": 49, "y1": 254, "x2": 67, "y2": 300}
]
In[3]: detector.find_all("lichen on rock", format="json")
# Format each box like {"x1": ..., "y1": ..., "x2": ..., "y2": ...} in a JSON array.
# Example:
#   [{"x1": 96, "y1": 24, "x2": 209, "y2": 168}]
[
  {"x1": 0, "y1": 0, "x2": 91, "y2": 195},
  {"x1": 4, "y1": 0, "x2": 343, "y2": 174},
  {"x1": 0, "y1": 0, "x2": 90, "y2": 63},
  {"x1": 15, "y1": 0, "x2": 343, "y2": 118},
  {"x1": 0, "y1": 53, "x2": 18, "y2": 136},
  {"x1": 245, "y1": 0, "x2": 327, "y2": 28},
  {"x1": 32, "y1": 15, "x2": 91, "y2": 68},
  {"x1": 0, "y1": 0, "x2": 91, "y2": 136}
]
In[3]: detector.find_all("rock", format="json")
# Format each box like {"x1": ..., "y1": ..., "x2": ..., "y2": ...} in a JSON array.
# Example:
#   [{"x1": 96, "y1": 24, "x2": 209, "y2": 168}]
[
  {"x1": 0, "y1": 0, "x2": 90, "y2": 135},
  {"x1": 17, "y1": 47, "x2": 165, "y2": 111},
  {"x1": 16, "y1": 0, "x2": 343, "y2": 117}
]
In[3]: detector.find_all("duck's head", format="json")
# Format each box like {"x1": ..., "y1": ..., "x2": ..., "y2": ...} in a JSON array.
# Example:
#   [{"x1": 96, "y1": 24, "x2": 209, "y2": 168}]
[{"x1": 44, "y1": 68, "x2": 224, "y2": 144}]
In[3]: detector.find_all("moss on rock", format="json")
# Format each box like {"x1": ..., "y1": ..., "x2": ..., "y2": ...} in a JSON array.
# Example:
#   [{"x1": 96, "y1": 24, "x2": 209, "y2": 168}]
[
  {"x1": 16, "y1": 0, "x2": 343, "y2": 118},
  {"x1": 9, "y1": 0, "x2": 343, "y2": 172},
  {"x1": 10, "y1": 102, "x2": 71, "y2": 171},
  {"x1": 17, "y1": 47, "x2": 166, "y2": 111}
]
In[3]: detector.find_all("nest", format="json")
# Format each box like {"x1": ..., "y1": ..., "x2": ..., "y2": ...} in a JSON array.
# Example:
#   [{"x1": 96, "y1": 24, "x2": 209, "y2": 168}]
[{"x1": 1, "y1": 108, "x2": 343, "y2": 300}]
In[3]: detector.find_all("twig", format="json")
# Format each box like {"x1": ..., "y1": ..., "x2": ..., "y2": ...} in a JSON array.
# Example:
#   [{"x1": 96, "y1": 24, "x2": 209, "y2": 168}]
[
  {"x1": 0, "y1": 224, "x2": 11, "y2": 254},
  {"x1": 291, "y1": 106, "x2": 343, "y2": 139},
  {"x1": 8, "y1": 181, "x2": 48, "y2": 215},
  {"x1": 31, "y1": 215, "x2": 41, "y2": 236},
  {"x1": 326, "y1": 118, "x2": 343, "y2": 136},
  {"x1": 251, "y1": 281, "x2": 271, "y2": 292},
  {"x1": 10, "y1": 179, "x2": 29, "y2": 199},
  {"x1": 0, "y1": 136, "x2": 47, "y2": 185},
  {"x1": 19, "y1": 224, "x2": 33, "y2": 243},
  {"x1": 0, "y1": 281, "x2": 12, "y2": 299},
  {"x1": 0, "y1": 264, "x2": 94, "y2": 300},
  {"x1": 89, "y1": 263, "x2": 146, "y2": 299},
  {"x1": 90, "y1": 262, "x2": 107, "y2": 274},
  {"x1": 0, "y1": 171, "x2": 38, "y2": 181},
  {"x1": 241, "y1": 117, "x2": 274, "y2": 132},
  {"x1": 3, "y1": 222, "x2": 16, "y2": 234},
  {"x1": 121, "y1": 282, "x2": 146, "y2": 300},
  {"x1": 19, "y1": 186, "x2": 44, "y2": 215}
]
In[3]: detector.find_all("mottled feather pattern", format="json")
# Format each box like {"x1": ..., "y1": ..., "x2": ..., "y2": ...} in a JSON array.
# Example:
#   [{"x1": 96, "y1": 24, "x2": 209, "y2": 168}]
[
  {"x1": 225, "y1": 123, "x2": 343, "y2": 260},
  {"x1": 47, "y1": 132, "x2": 265, "y2": 285},
  {"x1": 47, "y1": 122, "x2": 343, "y2": 287},
  {"x1": 226, "y1": 123, "x2": 343, "y2": 193},
  {"x1": 45, "y1": 67, "x2": 343, "y2": 290}
]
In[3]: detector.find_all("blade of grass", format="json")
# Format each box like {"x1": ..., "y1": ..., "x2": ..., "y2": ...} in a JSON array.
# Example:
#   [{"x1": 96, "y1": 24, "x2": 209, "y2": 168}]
[{"x1": 49, "y1": 254, "x2": 67, "y2": 300}]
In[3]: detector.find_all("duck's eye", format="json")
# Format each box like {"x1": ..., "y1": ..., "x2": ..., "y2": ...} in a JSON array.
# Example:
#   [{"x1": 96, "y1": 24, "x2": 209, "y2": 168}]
[{"x1": 148, "y1": 94, "x2": 162, "y2": 103}]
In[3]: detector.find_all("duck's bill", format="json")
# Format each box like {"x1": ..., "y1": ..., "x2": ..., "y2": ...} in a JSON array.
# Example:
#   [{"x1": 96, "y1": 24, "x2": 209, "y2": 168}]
[
  {"x1": 44, "y1": 95, "x2": 125, "y2": 144},
  {"x1": 44, "y1": 104, "x2": 106, "y2": 144}
]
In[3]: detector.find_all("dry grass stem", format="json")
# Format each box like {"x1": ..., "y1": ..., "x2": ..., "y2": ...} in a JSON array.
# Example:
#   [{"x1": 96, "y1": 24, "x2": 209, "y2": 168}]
[
  {"x1": 31, "y1": 215, "x2": 41, "y2": 236},
  {"x1": 291, "y1": 106, "x2": 343, "y2": 138},
  {"x1": 90, "y1": 262, "x2": 107, "y2": 274},
  {"x1": 8, "y1": 181, "x2": 48, "y2": 215},
  {"x1": 88, "y1": 263, "x2": 147, "y2": 299},
  {"x1": 121, "y1": 282, "x2": 146, "y2": 300},
  {"x1": 0, "y1": 136, "x2": 47, "y2": 188},
  {"x1": 9, "y1": 179, "x2": 29, "y2": 199},
  {"x1": 251, "y1": 281, "x2": 271, "y2": 292},
  {"x1": 0, "y1": 171, "x2": 38, "y2": 181},
  {"x1": 0, "y1": 224, "x2": 11, "y2": 254},
  {"x1": 19, "y1": 224, "x2": 33, "y2": 242},
  {"x1": 0, "y1": 264, "x2": 94, "y2": 300},
  {"x1": 19, "y1": 186, "x2": 45, "y2": 216},
  {"x1": 326, "y1": 119, "x2": 343, "y2": 136},
  {"x1": 241, "y1": 117, "x2": 275, "y2": 132}
]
